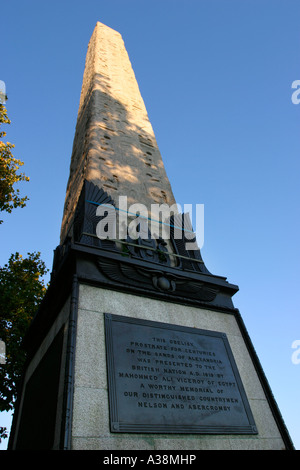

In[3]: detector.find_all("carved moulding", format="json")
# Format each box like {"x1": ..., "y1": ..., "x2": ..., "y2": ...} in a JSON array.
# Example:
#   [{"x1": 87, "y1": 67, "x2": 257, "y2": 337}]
[
  {"x1": 72, "y1": 180, "x2": 212, "y2": 275},
  {"x1": 96, "y1": 257, "x2": 219, "y2": 303}
]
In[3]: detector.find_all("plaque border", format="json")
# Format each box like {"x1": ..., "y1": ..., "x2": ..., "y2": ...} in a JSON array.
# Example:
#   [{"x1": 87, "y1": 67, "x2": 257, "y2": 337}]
[{"x1": 104, "y1": 313, "x2": 257, "y2": 435}]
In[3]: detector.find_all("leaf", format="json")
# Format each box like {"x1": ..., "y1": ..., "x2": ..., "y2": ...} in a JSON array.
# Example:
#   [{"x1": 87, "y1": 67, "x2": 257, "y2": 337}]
[{"x1": 0, "y1": 252, "x2": 49, "y2": 412}]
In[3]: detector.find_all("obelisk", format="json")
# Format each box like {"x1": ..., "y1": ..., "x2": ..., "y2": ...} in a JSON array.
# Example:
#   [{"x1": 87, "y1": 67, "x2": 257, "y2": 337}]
[
  {"x1": 61, "y1": 22, "x2": 177, "y2": 245},
  {"x1": 9, "y1": 22, "x2": 293, "y2": 451}
]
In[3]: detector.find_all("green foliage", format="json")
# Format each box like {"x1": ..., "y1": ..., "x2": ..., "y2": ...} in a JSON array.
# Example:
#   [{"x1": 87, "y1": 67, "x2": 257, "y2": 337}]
[
  {"x1": 0, "y1": 105, "x2": 43, "y2": 443},
  {"x1": 0, "y1": 426, "x2": 8, "y2": 443},
  {"x1": 0, "y1": 104, "x2": 29, "y2": 223},
  {"x1": 0, "y1": 252, "x2": 48, "y2": 413}
]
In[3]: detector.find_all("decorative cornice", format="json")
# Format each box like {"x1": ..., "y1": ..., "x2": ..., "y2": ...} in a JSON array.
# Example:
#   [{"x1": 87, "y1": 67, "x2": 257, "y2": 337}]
[{"x1": 96, "y1": 257, "x2": 219, "y2": 302}]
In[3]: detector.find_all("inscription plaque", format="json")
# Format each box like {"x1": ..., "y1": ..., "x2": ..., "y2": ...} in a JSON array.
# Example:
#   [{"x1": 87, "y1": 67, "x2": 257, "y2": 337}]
[{"x1": 104, "y1": 314, "x2": 257, "y2": 434}]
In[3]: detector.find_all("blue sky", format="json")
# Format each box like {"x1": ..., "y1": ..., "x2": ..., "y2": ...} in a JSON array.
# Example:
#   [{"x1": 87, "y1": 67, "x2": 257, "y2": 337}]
[{"x1": 1, "y1": 0, "x2": 299, "y2": 450}]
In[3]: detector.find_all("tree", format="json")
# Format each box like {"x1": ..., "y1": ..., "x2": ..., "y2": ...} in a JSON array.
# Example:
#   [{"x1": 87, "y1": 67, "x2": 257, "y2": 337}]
[
  {"x1": 0, "y1": 426, "x2": 8, "y2": 444},
  {"x1": 0, "y1": 104, "x2": 29, "y2": 223},
  {"x1": 0, "y1": 252, "x2": 48, "y2": 439}
]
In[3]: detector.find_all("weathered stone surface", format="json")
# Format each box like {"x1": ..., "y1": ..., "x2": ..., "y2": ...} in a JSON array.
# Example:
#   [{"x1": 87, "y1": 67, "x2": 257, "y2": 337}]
[
  {"x1": 61, "y1": 22, "x2": 177, "y2": 244},
  {"x1": 71, "y1": 284, "x2": 287, "y2": 450}
]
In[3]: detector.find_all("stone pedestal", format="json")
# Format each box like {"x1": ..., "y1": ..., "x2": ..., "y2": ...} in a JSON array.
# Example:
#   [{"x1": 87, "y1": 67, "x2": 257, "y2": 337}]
[{"x1": 9, "y1": 239, "x2": 293, "y2": 450}]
